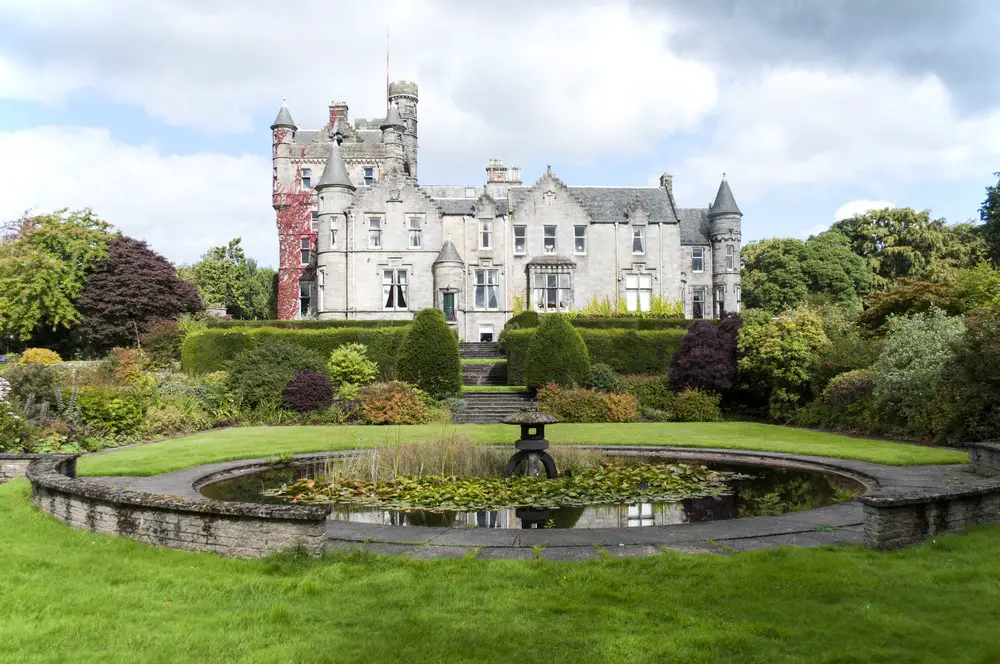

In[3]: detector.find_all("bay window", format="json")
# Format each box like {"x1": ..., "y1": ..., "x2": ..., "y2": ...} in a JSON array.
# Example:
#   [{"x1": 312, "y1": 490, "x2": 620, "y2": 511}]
[{"x1": 532, "y1": 272, "x2": 571, "y2": 311}]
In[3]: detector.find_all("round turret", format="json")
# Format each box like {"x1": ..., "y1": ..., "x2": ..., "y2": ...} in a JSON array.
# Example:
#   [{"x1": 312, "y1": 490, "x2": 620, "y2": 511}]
[
  {"x1": 388, "y1": 81, "x2": 418, "y2": 178},
  {"x1": 707, "y1": 178, "x2": 743, "y2": 316}
]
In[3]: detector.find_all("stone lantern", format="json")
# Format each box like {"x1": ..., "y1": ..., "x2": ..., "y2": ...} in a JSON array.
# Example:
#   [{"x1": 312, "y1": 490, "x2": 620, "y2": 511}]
[{"x1": 502, "y1": 409, "x2": 559, "y2": 479}]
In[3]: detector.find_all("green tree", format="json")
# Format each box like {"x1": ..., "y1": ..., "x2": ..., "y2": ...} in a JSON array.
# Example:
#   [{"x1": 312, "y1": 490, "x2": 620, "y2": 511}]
[
  {"x1": 737, "y1": 308, "x2": 830, "y2": 420},
  {"x1": 832, "y1": 208, "x2": 986, "y2": 287},
  {"x1": 183, "y1": 238, "x2": 275, "y2": 319},
  {"x1": 524, "y1": 314, "x2": 590, "y2": 389},
  {"x1": 396, "y1": 308, "x2": 461, "y2": 399},
  {"x1": 980, "y1": 172, "x2": 1000, "y2": 267},
  {"x1": 0, "y1": 209, "x2": 115, "y2": 340},
  {"x1": 741, "y1": 232, "x2": 870, "y2": 314}
]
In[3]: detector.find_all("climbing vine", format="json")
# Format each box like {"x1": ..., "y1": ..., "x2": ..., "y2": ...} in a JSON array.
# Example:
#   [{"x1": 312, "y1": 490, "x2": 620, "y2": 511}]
[{"x1": 274, "y1": 148, "x2": 316, "y2": 320}]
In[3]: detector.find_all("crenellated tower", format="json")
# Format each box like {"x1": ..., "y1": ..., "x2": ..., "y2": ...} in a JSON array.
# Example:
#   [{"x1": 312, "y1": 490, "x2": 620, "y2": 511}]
[
  {"x1": 707, "y1": 177, "x2": 743, "y2": 316},
  {"x1": 388, "y1": 80, "x2": 418, "y2": 179}
]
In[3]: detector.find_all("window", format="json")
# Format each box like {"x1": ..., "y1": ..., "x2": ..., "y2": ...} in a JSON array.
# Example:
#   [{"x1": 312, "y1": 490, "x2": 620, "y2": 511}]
[
  {"x1": 301, "y1": 168, "x2": 311, "y2": 189},
  {"x1": 692, "y1": 247, "x2": 704, "y2": 273},
  {"x1": 513, "y1": 225, "x2": 526, "y2": 255},
  {"x1": 330, "y1": 224, "x2": 337, "y2": 248},
  {"x1": 632, "y1": 226, "x2": 646, "y2": 254},
  {"x1": 543, "y1": 226, "x2": 557, "y2": 253},
  {"x1": 382, "y1": 269, "x2": 407, "y2": 310},
  {"x1": 532, "y1": 272, "x2": 571, "y2": 311},
  {"x1": 479, "y1": 219, "x2": 493, "y2": 250},
  {"x1": 726, "y1": 245, "x2": 735, "y2": 271},
  {"x1": 735, "y1": 285, "x2": 741, "y2": 313},
  {"x1": 715, "y1": 286, "x2": 725, "y2": 318},
  {"x1": 298, "y1": 281, "x2": 314, "y2": 318},
  {"x1": 625, "y1": 273, "x2": 653, "y2": 312},
  {"x1": 442, "y1": 292, "x2": 456, "y2": 322},
  {"x1": 368, "y1": 217, "x2": 382, "y2": 248},
  {"x1": 311, "y1": 211, "x2": 319, "y2": 232},
  {"x1": 574, "y1": 225, "x2": 587, "y2": 254},
  {"x1": 364, "y1": 168, "x2": 374, "y2": 186},
  {"x1": 692, "y1": 288, "x2": 706, "y2": 319},
  {"x1": 474, "y1": 269, "x2": 500, "y2": 310},
  {"x1": 299, "y1": 237, "x2": 312, "y2": 265},
  {"x1": 408, "y1": 216, "x2": 422, "y2": 248}
]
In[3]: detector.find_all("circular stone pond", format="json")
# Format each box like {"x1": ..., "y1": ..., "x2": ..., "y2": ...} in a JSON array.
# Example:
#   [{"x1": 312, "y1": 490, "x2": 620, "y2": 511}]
[{"x1": 199, "y1": 450, "x2": 865, "y2": 531}]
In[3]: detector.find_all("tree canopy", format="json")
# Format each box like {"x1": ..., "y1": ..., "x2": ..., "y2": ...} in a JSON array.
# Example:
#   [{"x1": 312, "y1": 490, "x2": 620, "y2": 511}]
[
  {"x1": 180, "y1": 237, "x2": 275, "y2": 320},
  {"x1": 980, "y1": 172, "x2": 1000, "y2": 267}
]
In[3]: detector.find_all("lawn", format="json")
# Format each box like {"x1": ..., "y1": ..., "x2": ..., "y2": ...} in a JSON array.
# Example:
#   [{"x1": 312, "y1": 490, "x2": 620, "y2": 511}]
[
  {"x1": 78, "y1": 422, "x2": 967, "y2": 477},
  {"x1": 1, "y1": 479, "x2": 998, "y2": 663}
]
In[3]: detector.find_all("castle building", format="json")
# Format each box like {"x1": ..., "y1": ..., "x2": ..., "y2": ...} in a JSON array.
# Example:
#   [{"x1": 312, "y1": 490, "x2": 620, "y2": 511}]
[{"x1": 271, "y1": 81, "x2": 742, "y2": 341}]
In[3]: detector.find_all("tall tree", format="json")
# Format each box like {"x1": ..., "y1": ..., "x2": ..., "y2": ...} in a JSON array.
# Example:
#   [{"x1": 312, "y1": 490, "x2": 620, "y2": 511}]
[
  {"x1": 76, "y1": 236, "x2": 202, "y2": 353},
  {"x1": 0, "y1": 209, "x2": 115, "y2": 340},
  {"x1": 832, "y1": 208, "x2": 986, "y2": 287},
  {"x1": 183, "y1": 238, "x2": 275, "y2": 319},
  {"x1": 980, "y1": 172, "x2": 1000, "y2": 267}
]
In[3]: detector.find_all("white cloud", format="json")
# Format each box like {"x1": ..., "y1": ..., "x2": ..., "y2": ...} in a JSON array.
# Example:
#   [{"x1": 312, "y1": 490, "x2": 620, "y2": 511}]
[
  {"x1": 0, "y1": 0, "x2": 718, "y2": 179},
  {"x1": 833, "y1": 199, "x2": 895, "y2": 221},
  {"x1": 0, "y1": 126, "x2": 274, "y2": 266},
  {"x1": 676, "y1": 69, "x2": 1000, "y2": 202}
]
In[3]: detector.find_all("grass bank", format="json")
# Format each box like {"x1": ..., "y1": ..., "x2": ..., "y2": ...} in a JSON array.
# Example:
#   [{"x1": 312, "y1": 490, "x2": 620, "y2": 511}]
[
  {"x1": 0, "y1": 480, "x2": 997, "y2": 663},
  {"x1": 78, "y1": 422, "x2": 967, "y2": 477}
]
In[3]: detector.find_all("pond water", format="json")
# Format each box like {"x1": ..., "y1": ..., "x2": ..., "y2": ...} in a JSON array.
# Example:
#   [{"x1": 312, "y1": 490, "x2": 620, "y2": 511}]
[{"x1": 200, "y1": 457, "x2": 865, "y2": 530}]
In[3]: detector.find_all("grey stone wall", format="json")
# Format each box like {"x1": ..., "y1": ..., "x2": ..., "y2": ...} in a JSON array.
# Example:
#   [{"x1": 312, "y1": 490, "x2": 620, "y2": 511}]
[
  {"x1": 861, "y1": 483, "x2": 1000, "y2": 549},
  {"x1": 0, "y1": 454, "x2": 39, "y2": 484},
  {"x1": 27, "y1": 457, "x2": 330, "y2": 558},
  {"x1": 969, "y1": 443, "x2": 1000, "y2": 476}
]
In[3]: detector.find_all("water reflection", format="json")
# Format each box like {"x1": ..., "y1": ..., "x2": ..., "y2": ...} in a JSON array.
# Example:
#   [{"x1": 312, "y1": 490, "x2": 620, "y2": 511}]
[{"x1": 200, "y1": 458, "x2": 861, "y2": 530}]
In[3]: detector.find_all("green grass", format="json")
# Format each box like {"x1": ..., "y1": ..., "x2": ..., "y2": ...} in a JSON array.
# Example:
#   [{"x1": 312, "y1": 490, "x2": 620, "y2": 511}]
[
  {"x1": 461, "y1": 385, "x2": 527, "y2": 392},
  {"x1": 460, "y1": 358, "x2": 507, "y2": 365},
  {"x1": 78, "y1": 422, "x2": 966, "y2": 477},
  {"x1": 2, "y1": 479, "x2": 999, "y2": 663}
]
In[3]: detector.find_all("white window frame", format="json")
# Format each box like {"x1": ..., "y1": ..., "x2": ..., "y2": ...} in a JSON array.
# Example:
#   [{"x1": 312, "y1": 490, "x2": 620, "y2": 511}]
[
  {"x1": 735, "y1": 284, "x2": 741, "y2": 313},
  {"x1": 299, "y1": 237, "x2": 312, "y2": 265},
  {"x1": 408, "y1": 215, "x2": 423, "y2": 249},
  {"x1": 625, "y1": 272, "x2": 653, "y2": 312},
  {"x1": 382, "y1": 269, "x2": 408, "y2": 310},
  {"x1": 310, "y1": 211, "x2": 319, "y2": 232},
  {"x1": 543, "y1": 225, "x2": 557, "y2": 254},
  {"x1": 532, "y1": 272, "x2": 571, "y2": 312},
  {"x1": 726, "y1": 245, "x2": 735, "y2": 271},
  {"x1": 298, "y1": 280, "x2": 314, "y2": 319},
  {"x1": 368, "y1": 216, "x2": 382, "y2": 248},
  {"x1": 715, "y1": 286, "x2": 725, "y2": 318},
  {"x1": 574, "y1": 225, "x2": 587, "y2": 255},
  {"x1": 474, "y1": 269, "x2": 500, "y2": 311},
  {"x1": 692, "y1": 247, "x2": 705, "y2": 273},
  {"x1": 632, "y1": 226, "x2": 646, "y2": 254},
  {"x1": 478, "y1": 219, "x2": 493, "y2": 250},
  {"x1": 363, "y1": 167, "x2": 374, "y2": 186},
  {"x1": 692, "y1": 287, "x2": 706, "y2": 319},
  {"x1": 513, "y1": 225, "x2": 527, "y2": 255},
  {"x1": 301, "y1": 168, "x2": 311, "y2": 189}
]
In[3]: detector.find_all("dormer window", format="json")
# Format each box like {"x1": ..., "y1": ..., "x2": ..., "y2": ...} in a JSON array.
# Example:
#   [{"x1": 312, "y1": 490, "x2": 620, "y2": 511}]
[
  {"x1": 632, "y1": 227, "x2": 646, "y2": 254},
  {"x1": 479, "y1": 219, "x2": 493, "y2": 250}
]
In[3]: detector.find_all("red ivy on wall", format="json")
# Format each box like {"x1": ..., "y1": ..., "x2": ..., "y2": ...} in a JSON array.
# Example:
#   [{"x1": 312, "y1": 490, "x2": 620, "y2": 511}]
[{"x1": 274, "y1": 149, "x2": 316, "y2": 320}]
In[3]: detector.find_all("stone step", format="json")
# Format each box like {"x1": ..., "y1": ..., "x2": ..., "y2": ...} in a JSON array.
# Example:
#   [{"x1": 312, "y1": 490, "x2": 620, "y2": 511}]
[
  {"x1": 459, "y1": 342, "x2": 503, "y2": 360},
  {"x1": 453, "y1": 390, "x2": 536, "y2": 424},
  {"x1": 460, "y1": 361, "x2": 508, "y2": 386}
]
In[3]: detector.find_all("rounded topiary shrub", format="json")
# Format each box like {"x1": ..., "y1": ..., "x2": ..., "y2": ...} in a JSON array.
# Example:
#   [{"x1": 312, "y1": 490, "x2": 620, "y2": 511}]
[
  {"x1": 20, "y1": 348, "x2": 62, "y2": 366},
  {"x1": 588, "y1": 362, "x2": 623, "y2": 393},
  {"x1": 281, "y1": 370, "x2": 335, "y2": 413},
  {"x1": 672, "y1": 388, "x2": 722, "y2": 422},
  {"x1": 524, "y1": 315, "x2": 590, "y2": 389},
  {"x1": 395, "y1": 308, "x2": 461, "y2": 399},
  {"x1": 822, "y1": 369, "x2": 877, "y2": 410},
  {"x1": 227, "y1": 341, "x2": 326, "y2": 410}
]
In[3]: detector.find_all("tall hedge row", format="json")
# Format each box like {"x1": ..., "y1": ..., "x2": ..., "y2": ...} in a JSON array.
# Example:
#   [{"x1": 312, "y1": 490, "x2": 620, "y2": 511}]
[
  {"x1": 523, "y1": 315, "x2": 590, "y2": 389},
  {"x1": 505, "y1": 328, "x2": 686, "y2": 384},
  {"x1": 206, "y1": 319, "x2": 411, "y2": 330},
  {"x1": 503, "y1": 312, "x2": 693, "y2": 332},
  {"x1": 182, "y1": 326, "x2": 409, "y2": 377}
]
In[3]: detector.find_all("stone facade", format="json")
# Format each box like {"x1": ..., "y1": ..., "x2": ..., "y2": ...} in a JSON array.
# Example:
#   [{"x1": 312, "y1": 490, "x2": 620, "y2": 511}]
[
  {"x1": 0, "y1": 454, "x2": 38, "y2": 484},
  {"x1": 272, "y1": 82, "x2": 743, "y2": 340},
  {"x1": 27, "y1": 456, "x2": 329, "y2": 558}
]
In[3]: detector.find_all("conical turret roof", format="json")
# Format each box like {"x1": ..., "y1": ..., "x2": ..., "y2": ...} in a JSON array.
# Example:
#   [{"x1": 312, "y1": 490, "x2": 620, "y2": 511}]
[
  {"x1": 710, "y1": 178, "x2": 741, "y2": 216},
  {"x1": 270, "y1": 100, "x2": 296, "y2": 129},
  {"x1": 315, "y1": 138, "x2": 354, "y2": 191},
  {"x1": 433, "y1": 240, "x2": 464, "y2": 264},
  {"x1": 381, "y1": 103, "x2": 404, "y2": 129}
]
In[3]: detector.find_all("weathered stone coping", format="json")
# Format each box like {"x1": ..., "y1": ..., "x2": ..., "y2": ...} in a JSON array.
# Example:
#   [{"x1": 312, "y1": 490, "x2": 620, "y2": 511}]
[
  {"x1": 26, "y1": 455, "x2": 330, "y2": 558},
  {"x1": 1, "y1": 453, "x2": 59, "y2": 484},
  {"x1": 969, "y1": 442, "x2": 1000, "y2": 476}
]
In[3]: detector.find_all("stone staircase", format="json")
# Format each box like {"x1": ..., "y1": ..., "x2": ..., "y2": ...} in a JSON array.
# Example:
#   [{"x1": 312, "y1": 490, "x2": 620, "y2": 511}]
[
  {"x1": 458, "y1": 342, "x2": 503, "y2": 359},
  {"x1": 452, "y1": 391, "x2": 536, "y2": 424}
]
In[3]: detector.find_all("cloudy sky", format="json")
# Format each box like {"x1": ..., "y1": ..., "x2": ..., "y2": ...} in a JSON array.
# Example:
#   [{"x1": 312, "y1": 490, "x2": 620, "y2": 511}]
[{"x1": 1, "y1": 0, "x2": 998, "y2": 267}]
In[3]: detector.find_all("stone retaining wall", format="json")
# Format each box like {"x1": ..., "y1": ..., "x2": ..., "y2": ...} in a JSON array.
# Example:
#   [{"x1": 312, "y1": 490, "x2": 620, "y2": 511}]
[
  {"x1": 0, "y1": 454, "x2": 48, "y2": 484},
  {"x1": 969, "y1": 442, "x2": 1000, "y2": 476},
  {"x1": 26, "y1": 456, "x2": 331, "y2": 558},
  {"x1": 861, "y1": 480, "x2": 1000, "y2": 549}
]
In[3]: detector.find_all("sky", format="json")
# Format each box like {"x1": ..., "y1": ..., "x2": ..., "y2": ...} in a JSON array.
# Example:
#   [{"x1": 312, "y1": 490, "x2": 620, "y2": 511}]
[{"x1": 1, "y1": 0, "x2": 999, "y2": 268}]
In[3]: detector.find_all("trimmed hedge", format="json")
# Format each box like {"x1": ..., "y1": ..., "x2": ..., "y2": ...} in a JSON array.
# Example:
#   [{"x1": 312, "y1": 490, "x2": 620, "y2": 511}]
[
  {"x1": 502, "y1": 312, "x2": 693, "y2": 332},
  {"x1": 524, "y1": 315, "x2": 590, "y2": 389},
  {"x1": 396, "y1": 309, "x2": 461, "y2": 399},
  {"x1": 182, "y1": 326, "x2": 409, "y2": 377},
  {"x1": 206, "y1": 319, "x2": 411, "y2": 330},
  {"x1": 507, "y1": 328, "x2": 686, "y2": 384}
]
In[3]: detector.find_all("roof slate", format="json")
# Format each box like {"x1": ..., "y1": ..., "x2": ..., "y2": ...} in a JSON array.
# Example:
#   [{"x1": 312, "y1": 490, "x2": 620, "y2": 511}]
[
  {"x1": 315, "y1": 140, "x2": 354, "y2": 190},
  {"x1": 270, "y1": 102, "x2": 296, "y2": 129},
  {"x1": 434, "y1": 240, "x2": 464, "y2": 264},
  {"x1": 431, "y1": 198, "x2": 508, "y2": 217},
  {"x1": 710, "y1": 179, "x2": 742, "y2": 216}
]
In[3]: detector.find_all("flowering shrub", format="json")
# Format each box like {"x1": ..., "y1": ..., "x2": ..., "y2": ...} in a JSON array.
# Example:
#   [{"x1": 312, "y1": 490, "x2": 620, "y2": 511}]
[
  {"x1": 537, "y1": 384, "x2": 638, "y2": 423},
  {"x1": 0, "y1": 377, "x2": 10, "y2": 402},
  {"x1": 20, "y1": 348, "x2": 62, "y2": 366},
  {"x1": 281, "y1": 370, "x2": 335, "y2": 413},
  {"x1": 359, "y1": 382, "x2": 432, "y2": 425},
  {"x1": 0, "y1": 402, "x2": 31, "y2": 452}
]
